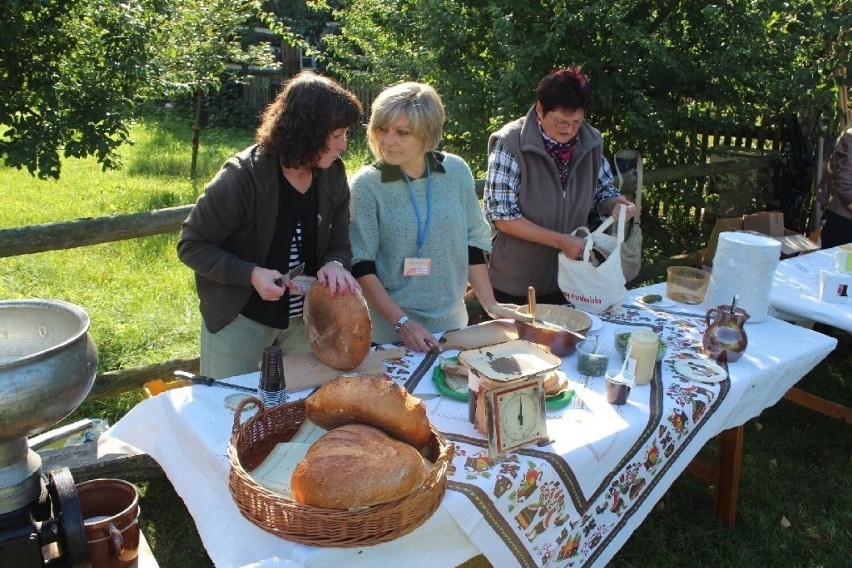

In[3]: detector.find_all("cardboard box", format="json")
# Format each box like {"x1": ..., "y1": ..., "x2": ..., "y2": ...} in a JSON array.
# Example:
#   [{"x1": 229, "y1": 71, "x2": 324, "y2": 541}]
[
  {"x1": 702, "y1": 211, "x2": 819, "y2": 268},
  {"x1": 742, "y1": 211, "x2": 785, "y2": 237}
]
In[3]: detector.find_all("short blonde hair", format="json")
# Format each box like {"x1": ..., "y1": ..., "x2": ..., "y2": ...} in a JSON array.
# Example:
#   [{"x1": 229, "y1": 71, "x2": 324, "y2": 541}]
[{"x1": 367, "y1": 82, "x2": 445, "y2": 161}]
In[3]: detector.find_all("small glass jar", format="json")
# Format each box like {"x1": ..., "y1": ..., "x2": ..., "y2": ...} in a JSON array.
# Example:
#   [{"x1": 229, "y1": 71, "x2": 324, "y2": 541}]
[
  {"x1": 628, "y1": 330, "x2": 658, "y2": 385},
  {"x1": 576, "y1": 338, "x2": 611, "y2": 377}
]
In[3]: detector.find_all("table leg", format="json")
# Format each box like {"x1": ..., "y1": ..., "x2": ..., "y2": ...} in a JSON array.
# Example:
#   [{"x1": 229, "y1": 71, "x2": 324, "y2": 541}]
[
  {"x1": 713, "y1": 426, "x2": 743, "y2": 526},
  {"x1": 783, "y1": 387, "x2": 852, "y2": 423},
  {"x1": 686, "y1": 425, "x2": 744, "y2": 526}
]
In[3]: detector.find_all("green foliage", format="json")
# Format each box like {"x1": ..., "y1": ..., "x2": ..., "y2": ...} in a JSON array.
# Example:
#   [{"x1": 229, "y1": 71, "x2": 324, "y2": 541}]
[
  {"x1": 0, "y1": 0, "x2": 152, "y2": 179},
  {"x1": 322, "y1": 0, "x2": 850, "y2": 176},
  {"x1": 145, "y1": 0, "x2": 277, "y2": 99},
  {"x1": 0, "y1": 0, "x2": 284, "y2": 180}
]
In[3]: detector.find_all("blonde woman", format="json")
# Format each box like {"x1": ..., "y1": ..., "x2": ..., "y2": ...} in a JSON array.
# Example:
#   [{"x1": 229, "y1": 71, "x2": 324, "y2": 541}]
[{"x1": 349, "y1": 82, "x2": 505, "y2": 351}]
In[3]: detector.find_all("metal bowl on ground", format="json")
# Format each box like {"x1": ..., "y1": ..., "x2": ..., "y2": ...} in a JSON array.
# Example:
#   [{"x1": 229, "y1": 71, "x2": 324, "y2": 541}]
[{"x1": 515, "y1": 305, "x2": 592, "y2": 356}]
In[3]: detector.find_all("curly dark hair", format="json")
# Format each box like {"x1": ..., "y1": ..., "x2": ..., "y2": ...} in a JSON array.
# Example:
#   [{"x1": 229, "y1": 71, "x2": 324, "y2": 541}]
[
  {"x1": 535, "y1": 67, "x2": 592, "y2": 114},
  {"x1": 255, "y1": 71, "x2": 362, "y2": 168}
]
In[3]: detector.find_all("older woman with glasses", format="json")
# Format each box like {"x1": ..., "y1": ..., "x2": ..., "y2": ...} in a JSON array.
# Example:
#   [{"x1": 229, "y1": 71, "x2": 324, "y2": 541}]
[
  {"x1": 349, "y1": 82, "x2": 508, "y2": 352},
  {"x1": 484, "y1": 66, "x2": 635, "y2": 306}
]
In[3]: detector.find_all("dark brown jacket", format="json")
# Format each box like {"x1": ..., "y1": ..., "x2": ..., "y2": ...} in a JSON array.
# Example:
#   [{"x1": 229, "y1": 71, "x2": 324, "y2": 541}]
[{"x1": 177, "y1": 144, "x2": 352, "y2": 332}]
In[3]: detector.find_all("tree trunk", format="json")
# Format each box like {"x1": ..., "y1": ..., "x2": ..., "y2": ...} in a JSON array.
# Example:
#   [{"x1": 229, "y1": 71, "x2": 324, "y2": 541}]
[{"x1": 190, "y1": 89, "x2": 203, "y2": 179}]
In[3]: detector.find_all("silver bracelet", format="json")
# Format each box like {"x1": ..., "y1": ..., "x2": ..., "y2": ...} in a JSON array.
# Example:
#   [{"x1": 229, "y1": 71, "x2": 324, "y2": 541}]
[
  {"x1": 393, "y1": 315, "x2": 410, "y2": 333},
  {"x1": 327, "y1": 259, "x2": 345, "y2": 269}
]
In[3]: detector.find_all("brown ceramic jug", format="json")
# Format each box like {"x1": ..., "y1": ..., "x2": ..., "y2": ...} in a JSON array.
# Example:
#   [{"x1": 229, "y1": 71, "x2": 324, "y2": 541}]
[
  {"x1": 703, "y1": 305, "x2": 749, "y2": 362},
  {"x1": 76, "y1": 478, "x2": 140, "y2": 568}
]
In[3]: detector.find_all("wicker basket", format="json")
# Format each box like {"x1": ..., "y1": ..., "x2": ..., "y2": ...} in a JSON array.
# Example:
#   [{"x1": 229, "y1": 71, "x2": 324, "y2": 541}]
[{"x1": 227, "y1": 396, "x2": 453, "y2": 547}]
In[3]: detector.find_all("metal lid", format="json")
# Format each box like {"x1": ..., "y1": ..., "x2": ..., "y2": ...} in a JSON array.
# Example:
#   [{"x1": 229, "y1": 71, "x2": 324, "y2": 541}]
[{"x1": 458, "y1": 339, "x2": 561, "y2": 382}]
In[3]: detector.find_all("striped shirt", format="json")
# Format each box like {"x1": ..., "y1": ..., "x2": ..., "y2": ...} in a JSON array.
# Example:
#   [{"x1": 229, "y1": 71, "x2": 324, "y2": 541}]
[{"x1": 287, "y1": 224, "x2": 304, "y2": 318}]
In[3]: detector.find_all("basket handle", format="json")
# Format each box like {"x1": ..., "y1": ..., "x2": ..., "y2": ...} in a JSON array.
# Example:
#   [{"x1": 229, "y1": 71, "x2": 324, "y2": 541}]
[{"x1": 231, "y1": 396, "x2": 265, "y2": 434}]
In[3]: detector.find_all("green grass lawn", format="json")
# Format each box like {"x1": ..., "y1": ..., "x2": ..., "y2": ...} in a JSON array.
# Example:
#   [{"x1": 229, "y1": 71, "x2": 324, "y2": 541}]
[{"x1": 2, "y1": 115, "x2": 849, "y2": 567}]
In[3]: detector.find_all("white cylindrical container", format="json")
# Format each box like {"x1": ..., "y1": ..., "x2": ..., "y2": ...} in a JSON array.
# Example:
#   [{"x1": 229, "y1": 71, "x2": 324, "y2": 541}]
[
  {"x1": 706, "y1": 231, "x2": 781, "y2": 322},
  {"x1": 628, "y1": 330, "x2": 658, "y2": 385}
]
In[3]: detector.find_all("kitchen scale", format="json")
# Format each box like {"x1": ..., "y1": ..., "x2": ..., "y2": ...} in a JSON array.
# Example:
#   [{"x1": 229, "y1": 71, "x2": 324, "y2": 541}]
[{"x1": 458, "y1": 339, "x2": 561, "y2": 458}]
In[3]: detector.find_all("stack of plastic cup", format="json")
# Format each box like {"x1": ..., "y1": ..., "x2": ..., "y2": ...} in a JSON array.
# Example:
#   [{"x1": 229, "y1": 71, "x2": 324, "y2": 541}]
[{"x1": 258, "y1": 346, "x2": 287, "y2": 408}]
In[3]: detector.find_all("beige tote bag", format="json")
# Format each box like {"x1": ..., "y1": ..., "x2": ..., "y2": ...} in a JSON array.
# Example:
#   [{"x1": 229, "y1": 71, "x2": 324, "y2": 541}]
[{"x1": 557, "y1": 209, "x2": 627, "y2": 314}]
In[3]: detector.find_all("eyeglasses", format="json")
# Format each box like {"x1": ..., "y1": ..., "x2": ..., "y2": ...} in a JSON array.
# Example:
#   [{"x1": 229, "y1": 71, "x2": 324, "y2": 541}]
[{"x1": 547, "y1": 114, "x2": 585, "y2": 129}]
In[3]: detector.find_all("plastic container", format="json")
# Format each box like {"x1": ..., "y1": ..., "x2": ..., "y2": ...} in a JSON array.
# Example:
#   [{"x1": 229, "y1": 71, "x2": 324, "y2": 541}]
[
  {"x1": 628, "y1": 330, "x2": 658, "y2": 385},
  {"x1": 575, "y1": 337, "x2": 611, "y2": 377},
  {"x1": 666, "y1": 266, "x2": 711, "y2": 304},
  {"x1": 612, "y1": 327, "x2": 667, "y2": 361}
]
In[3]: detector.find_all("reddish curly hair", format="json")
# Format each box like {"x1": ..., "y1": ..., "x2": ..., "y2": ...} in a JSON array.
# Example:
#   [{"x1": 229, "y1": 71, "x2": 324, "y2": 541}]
[{"x1": 535, "y1": 67, "x2": 592, "y2": 114}]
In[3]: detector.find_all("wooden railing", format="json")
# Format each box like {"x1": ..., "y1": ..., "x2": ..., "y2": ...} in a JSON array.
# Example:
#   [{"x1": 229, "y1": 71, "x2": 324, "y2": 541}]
[{"x1": 1, "y1": 156, "x2": 775, "y2": 399}]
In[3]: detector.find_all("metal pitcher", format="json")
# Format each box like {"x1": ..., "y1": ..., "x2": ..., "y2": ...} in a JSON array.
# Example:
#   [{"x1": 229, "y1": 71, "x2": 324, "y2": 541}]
[{"x1": 703, "y1": 305, "x2": 749, "y2": 363}]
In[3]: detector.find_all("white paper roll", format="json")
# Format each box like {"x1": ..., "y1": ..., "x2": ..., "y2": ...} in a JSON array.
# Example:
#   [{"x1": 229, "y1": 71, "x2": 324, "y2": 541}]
[{"x1": 706, "y1": 231, "x2": 781, "y2": 322}]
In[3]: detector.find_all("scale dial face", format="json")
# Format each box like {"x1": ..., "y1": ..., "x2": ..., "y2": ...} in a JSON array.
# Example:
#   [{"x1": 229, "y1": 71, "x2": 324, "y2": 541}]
[{"x1": 485, "y1": 378, "x2": 547, "y2": 458}]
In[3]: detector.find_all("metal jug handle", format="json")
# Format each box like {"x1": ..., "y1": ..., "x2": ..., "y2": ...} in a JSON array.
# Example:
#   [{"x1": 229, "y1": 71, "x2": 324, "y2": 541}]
[
  {"x1": 705, "y1": 307, "x2": 720, "y2": 326},
  {"x1": 106, "y1": 521, "x2": 123, "y2": 557}
]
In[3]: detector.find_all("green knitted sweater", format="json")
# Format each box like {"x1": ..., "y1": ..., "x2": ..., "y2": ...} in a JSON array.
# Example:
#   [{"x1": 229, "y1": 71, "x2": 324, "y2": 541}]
[{"x1": 350, "y1": 152, "x2": 492, "y2": 344}]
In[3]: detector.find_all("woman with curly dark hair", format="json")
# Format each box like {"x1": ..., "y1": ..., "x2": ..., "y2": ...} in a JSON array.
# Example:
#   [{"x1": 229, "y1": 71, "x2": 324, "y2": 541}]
[{"x1": 178, "y1": 71, "x2": 362, "y2": 379}]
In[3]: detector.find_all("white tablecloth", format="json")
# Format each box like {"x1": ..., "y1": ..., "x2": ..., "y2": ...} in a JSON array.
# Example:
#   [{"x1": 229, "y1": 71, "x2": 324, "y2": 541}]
[
  {"x1": 770, "y1": 247, "x2": 852, "y2": 332},
  {"x1": 104, "y1": 287, "x2": 835, "y2": 568}
]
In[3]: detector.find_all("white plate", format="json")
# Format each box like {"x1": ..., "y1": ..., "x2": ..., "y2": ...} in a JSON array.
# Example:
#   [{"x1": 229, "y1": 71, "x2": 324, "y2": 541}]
[
  {"x1": 578, "y1": 310, "x2": 603, "y2": 331},
  {"x1": 673, "y1": 358, "x2": 728, "y2": 383},
  {"x1": 635, "y1": 294, "x2": 675, "y2": 309},
  {"x1": 224, "y1": 393, "x2": 257, "y2": 412}
]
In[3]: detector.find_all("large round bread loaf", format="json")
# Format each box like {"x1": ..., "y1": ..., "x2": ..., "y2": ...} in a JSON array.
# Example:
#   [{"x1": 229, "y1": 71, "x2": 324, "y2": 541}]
[
  {"x1": 303, "y1": 284, "x2": 371, "y2": 370},
  {"x1": 305, "y1": 373, "x2": 431, "y2": 448},
  {"x1": 290, "y1": 424, "x2": 427, "y2": 509}
]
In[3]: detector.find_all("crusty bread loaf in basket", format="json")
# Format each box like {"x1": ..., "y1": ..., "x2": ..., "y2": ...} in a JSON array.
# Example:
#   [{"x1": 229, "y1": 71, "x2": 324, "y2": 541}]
[{"x1": 227, "y1": 397, "x2": 452, "y2": 547}]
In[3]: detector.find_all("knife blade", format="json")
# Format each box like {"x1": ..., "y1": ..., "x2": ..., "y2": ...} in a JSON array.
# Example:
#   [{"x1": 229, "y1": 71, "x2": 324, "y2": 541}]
[
  {"x1": 273, "y1": 262, "x2": 305, "y2": 287},
  {"x1": 174, "y1": 370, "x2": 256, "y2": 393}
]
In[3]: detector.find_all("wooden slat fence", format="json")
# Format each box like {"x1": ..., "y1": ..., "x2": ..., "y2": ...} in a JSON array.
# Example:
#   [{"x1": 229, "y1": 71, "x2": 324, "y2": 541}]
[{"x1": 638, "y1": 109, "x2": 809, "y2": 230}]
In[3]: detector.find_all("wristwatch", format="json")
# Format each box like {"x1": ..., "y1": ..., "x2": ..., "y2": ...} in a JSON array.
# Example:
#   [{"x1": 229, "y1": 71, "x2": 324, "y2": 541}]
[
  {"x1": 327, "y1": 259, "x2": 345, "y2": 269},
  {"x1": 393, "y1": 315, "x2": 410, "y2": 333}
]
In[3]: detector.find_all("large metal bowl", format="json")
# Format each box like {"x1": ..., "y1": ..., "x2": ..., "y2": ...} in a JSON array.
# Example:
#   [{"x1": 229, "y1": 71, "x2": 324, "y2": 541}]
[
  {"x1": 0, "y1": 299, "x2": 98, "y2": 442},
  {"x1": 515, "y1": 305, "x2": 591, "y2": 357},
  {"x1": 0, "y1": 299, "x2": 98, "y2": 513}
]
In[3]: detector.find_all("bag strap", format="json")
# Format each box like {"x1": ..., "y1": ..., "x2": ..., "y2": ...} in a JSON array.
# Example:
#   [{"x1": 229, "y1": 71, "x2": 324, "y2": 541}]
[
  {"x1": 590, "y1": 215, "x2": 615, "y2": 237},
  {"x1": 576, "y1": 207, "x2": 627, "y2": 261},
  {"x1": 572, "y1": 226, "x2": 592, "y2": 238},
  {"x1": 616, "y1": 204, "x2": 627, "y2": 243}
]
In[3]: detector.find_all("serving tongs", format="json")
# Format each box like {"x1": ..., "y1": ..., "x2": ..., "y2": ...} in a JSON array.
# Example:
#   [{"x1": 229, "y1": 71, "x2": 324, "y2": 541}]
[{"x1": 174, "y1": 370, "x2": 256, "y2": 393}]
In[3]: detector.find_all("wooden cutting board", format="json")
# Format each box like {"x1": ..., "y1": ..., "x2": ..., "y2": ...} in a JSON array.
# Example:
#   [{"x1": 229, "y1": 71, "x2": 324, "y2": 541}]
[
  {"x1": 438, "y1": 319, "x2": 519, "y2": 352},
  {"x1": 282, "y1": 346, "x2": 407, "y2": 392}
]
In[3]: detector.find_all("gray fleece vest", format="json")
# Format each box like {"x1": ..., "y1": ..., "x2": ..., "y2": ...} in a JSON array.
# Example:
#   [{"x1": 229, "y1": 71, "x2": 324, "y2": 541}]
[{"x1": 487, "y1": 106, "x2": 604, "y2": 297}]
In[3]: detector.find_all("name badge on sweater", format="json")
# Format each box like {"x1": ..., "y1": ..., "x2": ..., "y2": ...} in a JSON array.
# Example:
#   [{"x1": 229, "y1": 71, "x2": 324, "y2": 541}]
[{"x1": 403, "y1": 257, "x2": 432, "y2": 276}]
